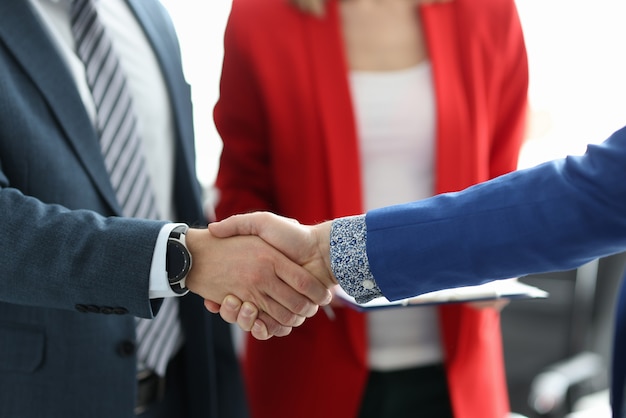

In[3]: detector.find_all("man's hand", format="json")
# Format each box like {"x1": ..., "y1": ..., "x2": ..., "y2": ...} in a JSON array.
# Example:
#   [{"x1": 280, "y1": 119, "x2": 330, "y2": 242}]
[
  {"x1": 204, "y1": 296, "x2": 280, "y2": 340},
  {"x1": 209, "y1": 212, "x2": 336, "y2": 288},
  {"x1": 208, "y1": 284, "x2": 347, "y2": 340},
  {"x1": 184, "y1": 227, "x2": 332, "y2": 334},
  {"x1": 204, "y1": 296, "x2": 294, "y2": 339},
  {"x1": 206, "y1": 212, "x2": 338, "y2": 339}
]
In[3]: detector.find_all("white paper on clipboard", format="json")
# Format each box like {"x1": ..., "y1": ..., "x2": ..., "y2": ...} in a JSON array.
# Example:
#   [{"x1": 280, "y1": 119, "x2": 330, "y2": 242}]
[{"x1": 334, "y1": 278, "x2": 549, "y2": 311}]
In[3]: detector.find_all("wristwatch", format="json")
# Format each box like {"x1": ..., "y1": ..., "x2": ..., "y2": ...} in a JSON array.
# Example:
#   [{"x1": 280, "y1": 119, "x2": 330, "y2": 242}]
[{"x1": 166, "y1": 225, "x2": 192, "y2": 295}]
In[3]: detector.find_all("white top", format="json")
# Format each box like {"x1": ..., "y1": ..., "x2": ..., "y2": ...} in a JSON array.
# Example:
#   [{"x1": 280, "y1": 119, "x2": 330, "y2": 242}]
[
  {"x1": 349, "y1": 62, "x2": 443, "y2": 370},
  {"x1": 28, "y1": 0, "x2": 180, "y2": 297}
]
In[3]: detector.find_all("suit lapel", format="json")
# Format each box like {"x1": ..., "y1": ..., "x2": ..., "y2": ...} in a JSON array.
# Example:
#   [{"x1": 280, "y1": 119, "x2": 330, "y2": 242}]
[{"x1": 0, "y1": 0, "x2": 122, "y2": 214}]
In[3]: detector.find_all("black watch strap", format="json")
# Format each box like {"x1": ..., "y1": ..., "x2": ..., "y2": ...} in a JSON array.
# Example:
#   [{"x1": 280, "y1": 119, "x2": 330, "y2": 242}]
[{"x1": 166, "y1": 225, "x2": 191, "y2": 295}]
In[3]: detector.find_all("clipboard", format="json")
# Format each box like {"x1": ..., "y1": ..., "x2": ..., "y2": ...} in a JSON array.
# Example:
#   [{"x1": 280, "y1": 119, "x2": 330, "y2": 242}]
[{"x1": 334, "y1": 278, "x2": 549, "y2": 311}]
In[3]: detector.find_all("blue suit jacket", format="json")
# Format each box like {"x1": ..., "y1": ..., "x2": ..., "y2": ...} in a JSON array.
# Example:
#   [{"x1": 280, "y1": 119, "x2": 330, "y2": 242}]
[
  {"x1": 0, "y1": 1, "x2": 246, "y2": 417},
  {"x1": 366, "y1": 125, "x2": 626, "y2": 416}
]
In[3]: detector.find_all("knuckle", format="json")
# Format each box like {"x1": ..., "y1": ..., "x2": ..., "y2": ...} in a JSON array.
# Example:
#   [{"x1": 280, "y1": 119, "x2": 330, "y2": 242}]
[
  {"x1": 276, "y1": 309, "x2": 299, "y2": 327},
  {"x1": 290, "y1": 297, "x2": 313, "y2": 317}
]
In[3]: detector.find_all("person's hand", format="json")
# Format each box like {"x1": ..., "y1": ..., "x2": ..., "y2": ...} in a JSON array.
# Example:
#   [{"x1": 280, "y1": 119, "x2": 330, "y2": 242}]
[
  {"x1": 207, "y1": 284, "x2": 346, "y2": 340},
  {"x1": 205, "y1": 295, "x2": 281, "y2": 340},
  {"x1": 207, "y1": 212, "x2": 338, "y2": 338},
  {"x1": 184, "y1": 227, "x2": 332, "y2": 332},
  {"x1": 209, "y1": 212, "x2": 337, "y2": 288},
  {"x1": 204, "y1": 296, "x2": 294, "y2": 339}
]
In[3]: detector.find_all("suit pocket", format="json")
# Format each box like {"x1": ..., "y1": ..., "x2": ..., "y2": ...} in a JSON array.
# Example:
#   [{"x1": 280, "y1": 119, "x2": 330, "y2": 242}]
[{"x1": 0, "y1": 322, "x2": 44, "y2": 372}]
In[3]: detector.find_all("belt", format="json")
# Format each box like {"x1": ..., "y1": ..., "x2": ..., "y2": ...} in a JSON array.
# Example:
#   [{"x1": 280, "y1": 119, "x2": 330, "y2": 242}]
[{"x1": 135, "y1": 369, "x2": 165, "y2": 415}]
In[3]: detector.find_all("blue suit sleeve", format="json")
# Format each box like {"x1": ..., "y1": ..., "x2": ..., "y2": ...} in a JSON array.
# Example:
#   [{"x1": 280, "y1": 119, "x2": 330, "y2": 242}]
[{"x1": 365, "y1": 125, "x2": 626, "y2": 301}]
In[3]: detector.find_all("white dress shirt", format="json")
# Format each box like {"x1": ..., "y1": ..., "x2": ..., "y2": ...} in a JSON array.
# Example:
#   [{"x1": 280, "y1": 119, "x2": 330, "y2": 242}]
[{"x1": 28, "y1": 0, "x2": 181, "y2": 298}]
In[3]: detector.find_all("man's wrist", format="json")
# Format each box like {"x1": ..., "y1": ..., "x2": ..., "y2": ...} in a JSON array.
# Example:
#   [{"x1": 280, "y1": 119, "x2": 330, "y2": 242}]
[
  {"x1": 311, "y1": 221, "x2": 336, "y2": 288},
  {"x1": 149, "y1": 223, "x2": 188, "y2": 299},
  {"x1": 166, "y1": 225, "x2": 191, "y2": 295}
]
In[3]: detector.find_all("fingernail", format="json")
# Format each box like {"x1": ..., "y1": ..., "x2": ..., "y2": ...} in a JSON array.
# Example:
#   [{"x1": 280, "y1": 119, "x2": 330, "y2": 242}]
[
  {"x1": 224, "y1": 296, "x2": 240, "y2": 310},
  {"x1": 241, "y1": 303, "x2": 255, "y2": 317},
  {"x1": 252, "y1": 321, "x2": 267, "y2": 339}
]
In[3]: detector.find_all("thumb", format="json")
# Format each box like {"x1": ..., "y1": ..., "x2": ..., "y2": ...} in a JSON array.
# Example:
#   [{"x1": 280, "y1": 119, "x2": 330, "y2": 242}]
[
  {"x1": 210, "y1": 212, "x2": 310, "y2": 265},
  {"x1": 208, "y1": 213, "x2": 258, "y2": 238}
]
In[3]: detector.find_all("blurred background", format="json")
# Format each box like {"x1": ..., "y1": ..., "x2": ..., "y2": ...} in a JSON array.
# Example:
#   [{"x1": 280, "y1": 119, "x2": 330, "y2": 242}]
[
  {"x1": 161, "y1": 0, "x2": 626, "y2": 190},
  {"x1": 161, "y1": 1, "x2": 626, "y2": 417}
]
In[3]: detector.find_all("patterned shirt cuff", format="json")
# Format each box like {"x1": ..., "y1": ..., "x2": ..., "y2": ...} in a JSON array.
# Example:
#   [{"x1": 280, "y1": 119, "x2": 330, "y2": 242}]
[{"x1": 330, "y1": 215, "x2": 383, "y2": 303}]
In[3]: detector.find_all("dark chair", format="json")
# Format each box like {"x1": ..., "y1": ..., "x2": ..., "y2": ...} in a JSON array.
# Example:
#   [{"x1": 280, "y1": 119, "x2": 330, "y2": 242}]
[{"x1": 502, "y1": 252, "x2": 626, "y2": 418}]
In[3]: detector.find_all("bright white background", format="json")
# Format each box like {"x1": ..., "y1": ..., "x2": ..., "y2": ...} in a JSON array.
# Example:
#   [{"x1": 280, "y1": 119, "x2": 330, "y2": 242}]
[
  {"x1": 161, "y1": 0, "x2": 626, "y2": 193},
  {"x1": 160, "y1": 0, "x2": 233, "y2": 194}
]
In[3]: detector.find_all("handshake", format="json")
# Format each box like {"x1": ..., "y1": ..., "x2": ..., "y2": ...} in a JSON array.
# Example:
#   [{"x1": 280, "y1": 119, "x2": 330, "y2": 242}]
[{"x1": 183, "y1": 212, "x2": 340, "y2": 340}]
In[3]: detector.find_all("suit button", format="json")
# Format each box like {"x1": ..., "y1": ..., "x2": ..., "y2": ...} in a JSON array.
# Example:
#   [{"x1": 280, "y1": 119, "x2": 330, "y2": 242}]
[
  {"x1": 86, "y1": 305, "x2": 101, "y2": 313},
  {"x1": 117, "y1": 340, "x2": 136, "y2": 357},
  {"x1": 101, "y1": 306, "x2": 113, "y2": 314},
  {"x1": 75, "y1": 304, "x2": 88, "y2": 313}
]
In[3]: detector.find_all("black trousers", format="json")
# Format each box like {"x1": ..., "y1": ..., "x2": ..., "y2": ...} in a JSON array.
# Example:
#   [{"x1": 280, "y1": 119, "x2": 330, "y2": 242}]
[{"x1": 358, "y1": 364, "x2": 454, "y2": 418}]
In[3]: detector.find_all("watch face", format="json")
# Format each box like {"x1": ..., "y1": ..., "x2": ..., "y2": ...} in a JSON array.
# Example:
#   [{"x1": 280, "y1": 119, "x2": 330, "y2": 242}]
[{"x1": 167, "y1": 240, "x2": 191, "y2": 282}]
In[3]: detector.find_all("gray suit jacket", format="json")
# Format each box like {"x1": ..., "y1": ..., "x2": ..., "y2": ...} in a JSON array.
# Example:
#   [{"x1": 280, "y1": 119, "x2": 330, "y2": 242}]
[{"x1": 0, "y1": 1, "x2": 246, "y2": 416}]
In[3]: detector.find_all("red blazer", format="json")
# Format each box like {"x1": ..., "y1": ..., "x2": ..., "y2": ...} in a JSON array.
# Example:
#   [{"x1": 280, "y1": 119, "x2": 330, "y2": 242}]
[{"x1": 214, "y1": 0, "x2": 528, "y2": 417}]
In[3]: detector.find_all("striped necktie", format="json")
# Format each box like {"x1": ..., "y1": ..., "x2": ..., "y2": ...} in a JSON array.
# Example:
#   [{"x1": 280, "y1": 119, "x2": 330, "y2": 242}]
[{"x1": 71, "y1": 0, "x2": 182, "y2": 377}]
